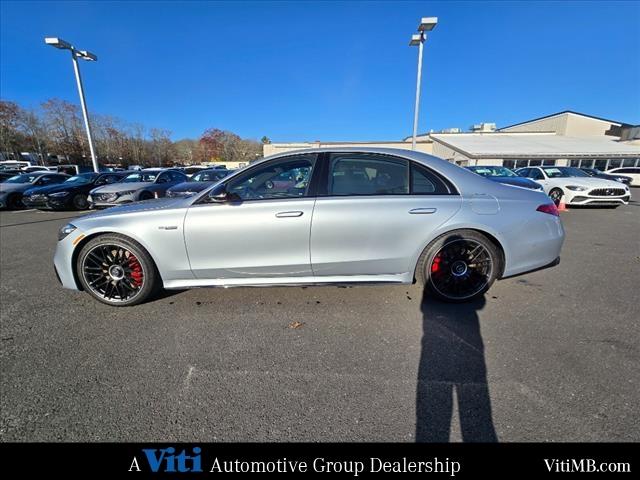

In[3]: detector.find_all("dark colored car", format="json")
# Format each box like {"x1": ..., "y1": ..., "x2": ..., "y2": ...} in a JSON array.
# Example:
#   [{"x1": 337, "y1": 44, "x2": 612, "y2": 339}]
[
  {"x1": 166, "y1": 168, "x2": 234, "y2": 198},
  {"x1": 465, "y1": 166, "x2": 544, "y2": 191},
  {"x1": 579, "y1": 167, "x2": 632, "y2": 186},
  {"x1": 0, "y1": 172, "x2": 70, "y2": 209},
  {"x1": 88, "y1": 168, "x2": 188, "y2": 208},
  {"x1": 23, "y1": 172, "x2": 127, "y2": 210}
]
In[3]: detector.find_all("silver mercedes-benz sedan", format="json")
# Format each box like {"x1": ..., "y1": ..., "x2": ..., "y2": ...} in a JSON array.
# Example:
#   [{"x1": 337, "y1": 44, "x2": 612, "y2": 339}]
[{"x1": 53, "y1": 148, "x2": 565, "y2": 306}]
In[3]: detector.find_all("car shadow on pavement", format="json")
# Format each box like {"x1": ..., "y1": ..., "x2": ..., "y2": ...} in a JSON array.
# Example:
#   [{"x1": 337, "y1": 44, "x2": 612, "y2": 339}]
[{"x1": 416, "y1": 291, "x2": 498, "y2": 442}]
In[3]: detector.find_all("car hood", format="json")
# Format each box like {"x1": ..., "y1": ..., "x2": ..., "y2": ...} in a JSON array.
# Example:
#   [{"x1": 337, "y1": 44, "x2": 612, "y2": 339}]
[
  {"x1": 90, "y1": 182, "x2": 150, "y2": 194},
  {"x1": 0, "y1": 183, "x2": 32, "y2": 194},
  {"x1": 168, "y1": 181, "x2": 215, "y2": 193},
  {"x1": 24, "y1": 183, "x2": 79, "y2": 196},
  {"x1": 488, "y1": 176, "x2": 541, "y2": 189},
  {"x1": 551, "y1": 177, "x2": 626, "y2": 188},
  {"x1": 80, "y1": 197, "x2": 189, "y2": 220}
]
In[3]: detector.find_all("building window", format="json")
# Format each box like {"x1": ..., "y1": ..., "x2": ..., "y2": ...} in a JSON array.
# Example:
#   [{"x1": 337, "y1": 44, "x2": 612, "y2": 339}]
[
  {"x1": 570, "y1": 159, "x2": 581, "y2": 167},
  {"x1": 529, "y1": 159, "x2": 542, "y2": 166},
  {"x1": 503, "y1": 160, "x2": 515, "y2": 169},
  {"x1": 623, "y1": 158, "x2": 638, "y2": 167},
  {"x1": 579, "y1": 159, "x2": 595, "y2": 169},
  {"x1": 594, "y1": 159, "x2": 608, "y2": 171},
  {"x1": 542, "y1": 159, "x2": 557, "y2": 166},
  {"x1": 608, "y1": 159, "x2": 623, "y2": 169}
]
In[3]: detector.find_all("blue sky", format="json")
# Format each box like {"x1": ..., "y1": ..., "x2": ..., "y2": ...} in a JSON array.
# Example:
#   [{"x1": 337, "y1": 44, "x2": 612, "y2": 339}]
[{"x1": 1, "y1": 1, "x2": 639, "y2": 141}]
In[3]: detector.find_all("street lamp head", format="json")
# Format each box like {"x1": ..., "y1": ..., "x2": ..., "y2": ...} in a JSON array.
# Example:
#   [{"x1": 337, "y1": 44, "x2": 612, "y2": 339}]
[
  {"x1": 409, "y1": 33, "x2": 423, "y2": 46},
  {"x1": 418, "y1": 17, "x2": 438, "y2": 32},
  {"x1": 77, "y1": 50, "x2": 98, "y2": 61},
  {"x1": 44, "y1": 37, "x2": 72, "y2": 50}
]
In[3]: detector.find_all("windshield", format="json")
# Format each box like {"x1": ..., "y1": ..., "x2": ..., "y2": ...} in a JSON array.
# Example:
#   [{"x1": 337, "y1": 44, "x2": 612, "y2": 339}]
[
  {"x1": 64, "y1": 173, "x2": 97, "y2": 185},
  {"x1": 5, "y1": 174, "x2": 39, "y2": 184},
  {"x1": 542, "y1": 167, "x2": 589, "y2": 178},
  {"x1": 122, "y1": 172, "x2": 158, "y2": 183},
  {"x1": 469, "y1": 166, "x2": 517, "y2": 177},
  {"x1": 192, "y1": 170, "x2": 227, "y2": 182}
]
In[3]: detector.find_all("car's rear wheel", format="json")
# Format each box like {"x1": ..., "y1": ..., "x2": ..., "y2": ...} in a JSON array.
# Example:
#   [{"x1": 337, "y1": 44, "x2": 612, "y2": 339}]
[
  {"x1": 72, "y1": 193, "x2": 89, "y2": 210},
  {"x1": 417, "y1": 230, "x2": 501, "y2": 303},
  {"x1": 548, "y1": 188, "x2": 564, "y2": 206},
  {"x1": 76, "y1": 234, "x2": 160, "y2": 306}
]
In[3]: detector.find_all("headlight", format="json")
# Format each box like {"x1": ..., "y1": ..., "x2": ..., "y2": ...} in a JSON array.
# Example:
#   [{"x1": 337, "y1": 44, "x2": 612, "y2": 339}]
[
  {"x1": 117, "y1": 190, "x2": 136, "y2": 197},
  {"x1": 168, "y1": 190, "x2": 195, "y2": 197},
  {"x1": 49, "y1": 191, "x2": 70, "y2": 197},
  {"x1": 58, "y1": 223, "x2": 77, "y2": 241},
  {"x1": 566, "y1": 185, "x2": 588, "y2": 191}
]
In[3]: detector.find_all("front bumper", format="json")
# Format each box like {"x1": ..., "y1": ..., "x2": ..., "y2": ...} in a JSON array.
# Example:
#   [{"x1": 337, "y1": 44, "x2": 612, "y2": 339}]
[
  {"x1": 53, "y1": 229, "x2": 85, "y2": 290},
  {"x1": 23, "y1": 195, "x2": 70, "y2": 210},
  {"x1": 567, "y1": 195, "x2": 630, "y2": 206}
]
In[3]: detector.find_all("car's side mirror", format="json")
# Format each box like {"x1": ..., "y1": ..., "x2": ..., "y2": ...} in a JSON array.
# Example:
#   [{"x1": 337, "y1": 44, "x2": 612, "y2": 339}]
[{"x1": 207, "y1": 185, "x2": 240, "y2": 203}]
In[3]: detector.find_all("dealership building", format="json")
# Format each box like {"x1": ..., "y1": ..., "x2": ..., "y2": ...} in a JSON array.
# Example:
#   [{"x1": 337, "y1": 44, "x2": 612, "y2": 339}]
[{"x1": 263, "y1": 111, "x2": 640, "y2": 170}]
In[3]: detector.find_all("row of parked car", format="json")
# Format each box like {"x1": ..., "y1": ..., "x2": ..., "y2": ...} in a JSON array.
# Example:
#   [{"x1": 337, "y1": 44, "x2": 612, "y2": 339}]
[
  {"x1": 466, "y1": 165, "x2": 637, "y2": 207},
  {"x1": 0, "y1": 166, "x2": 235, "y2": 210},
  {"x1": 1, "y1": 160, "x2": 637, "y2": 211}
]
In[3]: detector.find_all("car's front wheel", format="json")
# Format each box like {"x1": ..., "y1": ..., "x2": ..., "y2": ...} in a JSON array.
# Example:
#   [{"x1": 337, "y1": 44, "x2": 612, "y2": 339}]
[
  {"x1": 548, "y1": 188, "x2": 564, "y2": 206},
  {"x1": 72, "y1": 193, "x2": 89, "y2": 210},
  {"x1": 76, "y1": 234, "x2": 160, "y2": 306},
  {"x1": 417, "y1": 230, "x2": 501, "y2": 303}
]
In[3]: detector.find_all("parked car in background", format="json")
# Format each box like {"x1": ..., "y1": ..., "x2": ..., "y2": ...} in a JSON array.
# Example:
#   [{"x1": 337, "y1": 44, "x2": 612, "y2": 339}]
[
  {"x1": 180, "y1": 166, "x2": 209, "y2": 177},
  {"x1": 0, "y1": 170, "x2": 22, "y2": 182},
  {"x1": 167, "y1": 168, "x2": 235, "y2": 198},
  {"x1": 466, "y1": 166, "x2": 544, "y2": 191},
  {"x1": 54, "y1": 148, "x2": 564, "y2": 306},
  {"x1": 516, "y1": 166, "x2": 631, "y2": 207},
  {"x1": 20, "y1": 166, "x2": 52, "y2": 173},
  {"x1": 23, "y1": 172, "x2": 127, "y2": 210},
  {"x1": 605, "y1": 167, "x2": 640, "y2": 187},
  {"x1": 88, "y1": 168, "x2": 188, "y2": 208},
  {"x1": 0, "y1": 172, "x2": 69, "y2": 209},
  {"x1": 579, "y1": 167, "x2": 632, "y2": 186}
]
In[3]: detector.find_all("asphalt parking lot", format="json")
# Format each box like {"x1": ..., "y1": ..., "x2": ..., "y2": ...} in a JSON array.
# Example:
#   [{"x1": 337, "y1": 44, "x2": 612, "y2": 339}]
[{"x1": 1, "y1": 203, "x2": 639, "y2": 442}]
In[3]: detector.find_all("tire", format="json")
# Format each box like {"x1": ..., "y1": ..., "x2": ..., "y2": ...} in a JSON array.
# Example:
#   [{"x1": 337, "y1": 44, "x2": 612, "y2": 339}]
[
  {"x1": 7, "y1": 194, "x2": 23, "y2": 210},
  {"x1": 416, "y1": 229, "x2": 501, "y2": 303},
  {"x1": 139, "y1": 191, "x2": 153, "y2": 201},
  {"x1": 548, "y1": 188, "x2": 564, "y2": 206},
  {"x1": 71, "y1": 193, "x2": 89, "y2": 210},
  {"x1": 76, "y1": 233, "x2": 161, "y2": 306}
]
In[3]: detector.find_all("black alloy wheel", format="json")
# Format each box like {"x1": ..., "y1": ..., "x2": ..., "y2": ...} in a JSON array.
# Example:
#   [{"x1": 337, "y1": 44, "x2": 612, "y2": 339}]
[
  {"x1": 77, "y1": 234, "x2": 159, "y2": 306},
  {"x1": 417, "y1": 230, "x2": 501, "y2": 303}
]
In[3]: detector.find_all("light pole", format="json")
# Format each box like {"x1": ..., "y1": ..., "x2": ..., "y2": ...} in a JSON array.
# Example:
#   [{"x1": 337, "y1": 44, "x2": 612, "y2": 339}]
[
  {"x1": 409, "y1": 17, "x2": 438, "y2": 150},
  {"x1": 44, "y1": 37, "x2": 100, "y2": 173}
]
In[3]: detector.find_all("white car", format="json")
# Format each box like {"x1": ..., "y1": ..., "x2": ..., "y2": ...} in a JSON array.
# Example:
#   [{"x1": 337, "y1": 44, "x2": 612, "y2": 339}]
[
  {"x1": 606, "y1": 167, "x2": 640, "y2": 187},
  {"x1": 516, "y1": 166, "x2": 631, "y2": 207}
]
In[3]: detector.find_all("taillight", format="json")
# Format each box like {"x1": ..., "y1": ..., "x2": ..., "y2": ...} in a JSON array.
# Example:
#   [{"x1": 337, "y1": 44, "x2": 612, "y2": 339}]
[{"x1": 536, "y1": 203, "x2": 559, "y2": 216}]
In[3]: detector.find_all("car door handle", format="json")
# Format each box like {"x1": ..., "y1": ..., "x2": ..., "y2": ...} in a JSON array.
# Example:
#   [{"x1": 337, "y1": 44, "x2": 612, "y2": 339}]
[
  {"x1": 275, "y1": 211, "x2": 304, "y2": 218},
  {"x1": 409, "y1": 208, "x2": 437, "y2": 214}
]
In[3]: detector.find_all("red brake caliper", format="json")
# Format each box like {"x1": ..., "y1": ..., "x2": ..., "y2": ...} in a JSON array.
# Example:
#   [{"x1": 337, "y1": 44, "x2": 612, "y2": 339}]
[
  {"x1": 431, "y1": 253, "x2": 442, "y2": 273},
  {"x1": 128, "y1": 255, "x2": 143, "y2": 288}
]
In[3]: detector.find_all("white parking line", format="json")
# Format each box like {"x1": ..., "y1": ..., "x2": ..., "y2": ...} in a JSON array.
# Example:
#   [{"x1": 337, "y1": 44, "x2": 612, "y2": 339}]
[{"x1": 11, "y1": 209, "x2": 37, "y2": 214}]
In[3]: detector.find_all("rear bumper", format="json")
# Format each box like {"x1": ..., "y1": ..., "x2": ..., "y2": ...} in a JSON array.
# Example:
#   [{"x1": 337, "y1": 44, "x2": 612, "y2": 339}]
[{"x1": 501, "y1": 214, "x2": 565, "y2": 278}]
